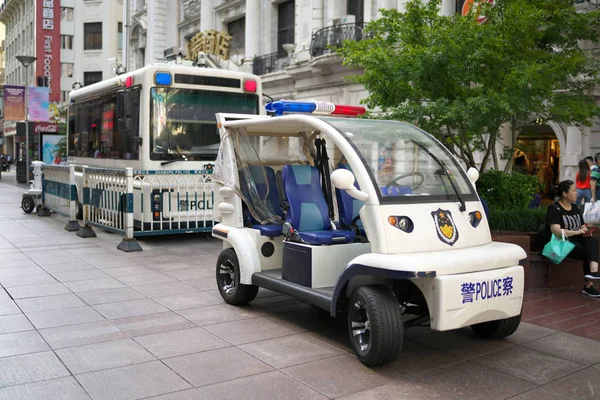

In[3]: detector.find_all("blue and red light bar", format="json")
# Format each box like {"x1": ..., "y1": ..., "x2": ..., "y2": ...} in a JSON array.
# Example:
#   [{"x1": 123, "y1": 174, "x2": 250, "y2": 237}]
[{"x1": 265, "y1": 100, "x2": 366, "y2": 117}]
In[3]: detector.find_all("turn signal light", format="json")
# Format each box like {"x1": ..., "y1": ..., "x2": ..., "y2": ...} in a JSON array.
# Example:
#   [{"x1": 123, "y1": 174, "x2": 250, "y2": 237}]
[{"x1": 468, "y1": 211, "x2": 483, "y2": 227}]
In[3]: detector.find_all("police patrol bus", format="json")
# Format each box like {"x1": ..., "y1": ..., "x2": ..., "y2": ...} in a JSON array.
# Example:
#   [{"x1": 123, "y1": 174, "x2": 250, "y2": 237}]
[{"x1": 66, "y1": 62, "x2": 263, "y2": 234}]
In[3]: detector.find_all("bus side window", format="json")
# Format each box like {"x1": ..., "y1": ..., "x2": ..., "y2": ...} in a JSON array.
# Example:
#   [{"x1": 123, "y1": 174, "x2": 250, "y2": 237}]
[{"x1": 116, "y1": 87, "x2": 141, "y2": 160}]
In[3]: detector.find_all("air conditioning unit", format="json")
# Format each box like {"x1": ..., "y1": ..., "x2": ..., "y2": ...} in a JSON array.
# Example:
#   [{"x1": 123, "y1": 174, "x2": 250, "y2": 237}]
[{"x1": 332, "y1": 15, "x2": 356, "y2": 26}]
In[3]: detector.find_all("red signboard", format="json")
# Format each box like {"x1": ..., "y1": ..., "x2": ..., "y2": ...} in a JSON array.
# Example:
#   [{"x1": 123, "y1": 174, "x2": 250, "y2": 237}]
[{"x1": 36, "y1": 0, "x2": 61, "y2": 102}]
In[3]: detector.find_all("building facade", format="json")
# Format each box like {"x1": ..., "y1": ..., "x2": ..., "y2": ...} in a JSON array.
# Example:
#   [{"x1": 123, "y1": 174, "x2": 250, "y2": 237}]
[
  {"x1": 73, "y1": 0, "x2": 123, "y2": 88},
  {"x1": 0, "y1": 0, "x2": 123, "y2": 159},
  {"x1": 162, "y1": 0, "x2": 599, "y2": 184}
]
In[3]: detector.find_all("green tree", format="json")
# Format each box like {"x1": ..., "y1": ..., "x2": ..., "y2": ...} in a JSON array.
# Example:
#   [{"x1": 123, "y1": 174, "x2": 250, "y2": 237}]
[{"x1": 336, "y1": 0, "x2": 600, "y2": 170}]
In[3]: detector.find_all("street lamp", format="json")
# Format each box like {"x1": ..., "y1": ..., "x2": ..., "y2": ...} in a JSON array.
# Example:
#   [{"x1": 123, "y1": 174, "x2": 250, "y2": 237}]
[{"x1": 16, "y1": 55, "x2": 36, "y2": 183}]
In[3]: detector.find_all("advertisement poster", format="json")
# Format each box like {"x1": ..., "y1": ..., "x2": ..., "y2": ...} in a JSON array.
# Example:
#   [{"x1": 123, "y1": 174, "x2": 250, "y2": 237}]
[
  {"x1": 29, "y1": 87, "x2": 50, "y2": 122},
  {"x1": 4, "y1": 86, "x2": 25, "y2": 121},
  {"x1": 36, "y1": 0, "x2": 61, "y2": 102},
  {"x1": 41, "y1": 133, "x2": 66, "y2": 165}
]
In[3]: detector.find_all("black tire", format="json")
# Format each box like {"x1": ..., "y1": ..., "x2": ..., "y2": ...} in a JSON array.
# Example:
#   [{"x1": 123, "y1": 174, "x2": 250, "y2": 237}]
[
  {"x1": 216, "y1": 248, "x2": 259, "y2": 305},
  {"x1": 21, "y1": 196, "x2": 35, "y2": 214},
  {"x1": 347, "y1": 285, "x2": 403, "y2": 366},
  {"x1": 471, "y1": 313, "x2": 522, "y2": 339}
]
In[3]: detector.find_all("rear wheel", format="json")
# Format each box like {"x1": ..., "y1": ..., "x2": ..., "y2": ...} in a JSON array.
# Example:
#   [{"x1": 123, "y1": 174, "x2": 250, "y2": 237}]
[
  {"x1": 216, "y1": 248, "x2": 259, "y2": 305},
  {"x1": 471, "y1": 314, "x2": 521, "y2": 339},
  {"x1": 21, "y1": 196, "x2": 34, "y2": 214},
  {"x1": 347, "y1": 285, "x2": 403, "y2": 366}
]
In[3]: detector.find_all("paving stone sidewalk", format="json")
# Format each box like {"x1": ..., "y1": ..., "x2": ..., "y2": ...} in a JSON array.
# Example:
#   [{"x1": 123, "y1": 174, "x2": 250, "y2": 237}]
[{"x1": 1, "y1": 179, "x2": 600, "y2": 399}]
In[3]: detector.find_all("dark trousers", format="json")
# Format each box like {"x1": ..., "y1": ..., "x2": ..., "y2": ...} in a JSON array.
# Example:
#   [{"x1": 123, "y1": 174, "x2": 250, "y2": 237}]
[{"x1": 568, "y1": 236, "x2": 599, "y2": 276}]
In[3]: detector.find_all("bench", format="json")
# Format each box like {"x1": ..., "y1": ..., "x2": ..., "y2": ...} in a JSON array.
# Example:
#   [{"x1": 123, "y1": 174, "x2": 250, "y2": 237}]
[{"x1": 492, "y1": 232, "x2": 586, "y2": 289}]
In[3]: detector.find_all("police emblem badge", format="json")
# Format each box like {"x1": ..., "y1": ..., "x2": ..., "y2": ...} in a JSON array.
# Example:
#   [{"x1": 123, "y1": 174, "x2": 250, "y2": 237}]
[{"x1": 431, "y1": 208, "x2": 459, "y2": 246}]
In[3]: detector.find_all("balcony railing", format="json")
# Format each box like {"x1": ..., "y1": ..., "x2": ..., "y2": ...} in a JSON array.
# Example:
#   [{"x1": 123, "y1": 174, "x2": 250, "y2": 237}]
[
  {"x1": 253, "y1": 51, "x2": 289, "y2": 76},
  {"x1": 309, "y1": 22, "x2": 365, "y2": 58}
]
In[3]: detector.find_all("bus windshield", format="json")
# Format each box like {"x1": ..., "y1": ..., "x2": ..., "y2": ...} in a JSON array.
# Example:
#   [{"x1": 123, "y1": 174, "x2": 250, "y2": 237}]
[{"x1": 150, "y1": 88, "x2": 259, "y2": 161}]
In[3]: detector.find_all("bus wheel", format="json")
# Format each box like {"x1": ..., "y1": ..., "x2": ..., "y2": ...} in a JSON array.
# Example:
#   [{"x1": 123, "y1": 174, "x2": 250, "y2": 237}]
[
  {"x1": 21, "y1": 196, "x2": 35, "y2": 214},
  {"x1": 216, "y1": 248, "x2": 258, "y2": 305},
  {"x1": 347, "y1": 285, "x2": 403, "y2": 367},
  {"x1": 471, "y1": 314, "x2": 521, "y2": 339}
]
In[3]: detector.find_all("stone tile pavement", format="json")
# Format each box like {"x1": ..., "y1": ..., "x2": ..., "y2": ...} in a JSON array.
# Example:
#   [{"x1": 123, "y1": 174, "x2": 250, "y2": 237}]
[{"x1": 1, "y1": 178, "x2": 600, "y2": 399}]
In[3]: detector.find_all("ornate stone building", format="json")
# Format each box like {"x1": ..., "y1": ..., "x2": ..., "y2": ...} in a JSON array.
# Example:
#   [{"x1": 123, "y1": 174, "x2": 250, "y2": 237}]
[{"x1": 125, "y1": 0, "x2": 600, "y2": 181}]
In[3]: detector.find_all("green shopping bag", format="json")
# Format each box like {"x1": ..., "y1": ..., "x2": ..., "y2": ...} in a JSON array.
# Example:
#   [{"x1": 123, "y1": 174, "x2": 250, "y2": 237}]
[{"x1": 542, "y1": 230, "x2": 575, "y2": 264}]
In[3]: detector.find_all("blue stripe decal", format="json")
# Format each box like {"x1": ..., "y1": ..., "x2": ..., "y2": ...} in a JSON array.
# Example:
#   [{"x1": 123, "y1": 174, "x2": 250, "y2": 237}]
[
  {"x1": 133, "y1": 170, "x2": 213, "y2": 175},
  {"x1": 83, "y1": 187, "x2": 90, "y2": 205},
  {"x1": 44, "y1": 180, "x2": 71, "y2": 199},
  {"x1": 126, "y1": 193, "x2": 134, "y2": 213},
  {"x1": 70, "y1": 185, "x2": 77, "y2": 201}
]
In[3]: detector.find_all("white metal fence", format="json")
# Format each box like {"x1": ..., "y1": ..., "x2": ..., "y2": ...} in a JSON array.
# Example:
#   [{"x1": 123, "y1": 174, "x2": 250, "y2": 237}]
[
  {"x1": 40, "y1": 165, "x2": 215, "y2": 251},
  {"x1": 42, "y1": 164, "x2": 73, "y2": 217},
  {"x1": 132, "y1": 170, "x2": 214, "y2": 236}
]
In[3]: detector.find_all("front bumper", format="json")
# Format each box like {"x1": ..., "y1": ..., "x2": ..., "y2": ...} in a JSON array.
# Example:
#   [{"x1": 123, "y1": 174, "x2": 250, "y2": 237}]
[{"x1": 428, "y1": 265, "x2": 524, "y2": 331}]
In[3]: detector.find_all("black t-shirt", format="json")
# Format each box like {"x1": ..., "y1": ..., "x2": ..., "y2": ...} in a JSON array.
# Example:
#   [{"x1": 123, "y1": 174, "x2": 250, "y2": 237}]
[{"x1": 546, "y1": 202, "x2": 584, "y2": 233}]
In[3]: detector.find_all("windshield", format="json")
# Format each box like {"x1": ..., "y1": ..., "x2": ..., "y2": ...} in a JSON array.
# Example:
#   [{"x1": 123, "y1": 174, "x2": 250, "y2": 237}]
[
  {"x1": 320, "y1": 118, "x2": 477, "y2": 203},
  {"x1": 150, "y1": 88, "x2": 259, "y2": 161}
]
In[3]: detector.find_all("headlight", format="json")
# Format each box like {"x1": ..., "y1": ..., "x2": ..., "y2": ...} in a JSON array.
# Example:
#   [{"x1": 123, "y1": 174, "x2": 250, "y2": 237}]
[
  {"x1": 153, "y1": 193, "x2": 161, "y2": 202},
  {"x1": 388, "y1": 215, "x2": 414, "y2": 233}
]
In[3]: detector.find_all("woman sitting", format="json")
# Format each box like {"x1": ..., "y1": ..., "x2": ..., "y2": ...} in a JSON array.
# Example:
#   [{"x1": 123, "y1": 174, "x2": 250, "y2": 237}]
[{"x1": 546, "y1": 180, "x2": 600, "y2": 297}]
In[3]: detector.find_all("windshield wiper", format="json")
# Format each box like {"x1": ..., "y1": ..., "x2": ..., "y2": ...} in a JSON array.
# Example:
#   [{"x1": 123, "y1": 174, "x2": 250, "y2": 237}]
[
  {"x1": 160, "y1": 146, "x2": 188, "y2": 166},
  {"x1": 160, "y1": 156, "x2": 187, "y2": 166},
  {"x1": 411, "y1": 139, "x2": 466, "y2": 212}
]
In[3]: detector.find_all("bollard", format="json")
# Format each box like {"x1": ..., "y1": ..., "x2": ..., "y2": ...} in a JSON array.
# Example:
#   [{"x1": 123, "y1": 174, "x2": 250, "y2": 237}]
[
  {"x1": 77, "y1": 166, "x2": 97, "y2": 238},
  {"x1": 64, "y1": 164, "x2": 80, "y2": 231},
  {"x1": 117, "y1": 167, "x2": 142, "y2": 252}
]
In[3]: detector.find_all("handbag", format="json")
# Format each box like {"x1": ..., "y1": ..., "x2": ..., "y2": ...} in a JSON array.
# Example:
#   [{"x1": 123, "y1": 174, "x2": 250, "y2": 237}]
[
  {"x1": 583, "y1": 202, "x2": 600, "y2": 225},
  {"x1": 542, "y1": 229, "x2": 575, "y2": 264}
]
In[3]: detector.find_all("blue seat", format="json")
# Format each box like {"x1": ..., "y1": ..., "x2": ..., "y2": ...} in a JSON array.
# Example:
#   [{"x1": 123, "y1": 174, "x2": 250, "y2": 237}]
[
  {"x1": 282, "y1": 165, "x2": 354, "y2": 245},
  {"x1": 335, "y1": 164, "x2": 364, "y2": 232},
  {"x1": 242, "y1": 166, "x2": 284, "y2": 236}
]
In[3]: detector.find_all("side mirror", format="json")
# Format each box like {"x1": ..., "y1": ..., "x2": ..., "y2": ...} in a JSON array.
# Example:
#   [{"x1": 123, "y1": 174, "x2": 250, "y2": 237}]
[
  {"x1": 467, "y1": 167, "x2": 479, "y2": 184},
  {"x1": 331, "y1": 169, "x2": 369, "y2": 202}
]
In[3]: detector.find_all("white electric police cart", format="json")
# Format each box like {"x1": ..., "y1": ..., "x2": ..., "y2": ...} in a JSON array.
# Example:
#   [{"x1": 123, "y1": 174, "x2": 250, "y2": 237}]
[{"x1": 211, "y1": 101, "x2": 526, "y2": 366}]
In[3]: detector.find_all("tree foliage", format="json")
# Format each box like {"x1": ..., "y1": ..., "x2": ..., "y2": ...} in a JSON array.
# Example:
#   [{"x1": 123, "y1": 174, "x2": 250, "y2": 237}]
[{"x1": 336, "y1": 0, "x2": 600, "y2": 169}]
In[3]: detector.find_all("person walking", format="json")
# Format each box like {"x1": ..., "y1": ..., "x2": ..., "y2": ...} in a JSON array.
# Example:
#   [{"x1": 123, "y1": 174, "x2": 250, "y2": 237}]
[
  {"x1": 576, "y1": 159, "x2": 592, "y2": 206},
  {"x1": 590, "y1": 153, "x2": 600, "y2": 203},
  {"x1": 546, "y1": 180, "x2": 600, "y2": 297}
]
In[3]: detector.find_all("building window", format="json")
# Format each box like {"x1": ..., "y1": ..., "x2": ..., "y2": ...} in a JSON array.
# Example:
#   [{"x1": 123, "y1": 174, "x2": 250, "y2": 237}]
[
  {"x1": 227, "y1": 17, "x2": 245, "y2": 52},
  {"x1": 84, "y1": 71, "x2": 102, "y2": 86},
  {"x1": 61, "y1": 63, "x2": 74, "y2": 78},
  {"x1": 61, "y1": 7, "x2": 74, "y2": 22},
  {"x1": 277, "y1": 0, "x2": 295, "y2": 57},
  {"x1": 347, "y1": 0, "x2": 364, "y2": 23},
  {"x1": 84, "y1": 22, "x2": 102, "y2": 50},
  {"x1": 61, "y1": 91, "x2": 70, "y2": 103},
  {"x1": 61, "y1": 35, "x2": 73, "y2": 50},
  {"x1": 118, "y1": 22, "x2": 123, "y2": 50}
]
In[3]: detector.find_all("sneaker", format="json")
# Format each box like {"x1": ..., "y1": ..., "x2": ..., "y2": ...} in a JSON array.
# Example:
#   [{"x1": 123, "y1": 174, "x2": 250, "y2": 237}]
[
  {"x1": 585, "y1": 271, "x2": 600, "y2": 280},
  {"x1": 582, "y1": 285, "x2": 600, "y2": 297}
]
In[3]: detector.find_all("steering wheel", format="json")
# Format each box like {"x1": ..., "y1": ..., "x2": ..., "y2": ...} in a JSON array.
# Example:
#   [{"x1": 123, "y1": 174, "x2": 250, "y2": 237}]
[{"x1": 386, "y1": 172, "x2": 425, "y2": 190}]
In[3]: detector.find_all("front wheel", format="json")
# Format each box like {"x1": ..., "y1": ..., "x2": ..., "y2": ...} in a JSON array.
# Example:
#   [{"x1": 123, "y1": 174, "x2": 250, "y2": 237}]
[
  {"x1": 347, "y1": 285, "x2": 403, "y2": 367},
  {"x1": 216, "y1": 248, "x2": 259, "y2": 305},
  {"x1": 21, "y1": 196, "x2": 35, "y2": 214},
  {"x1": 471, "y1": 313, "x2": 521, "y2": 339}
]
